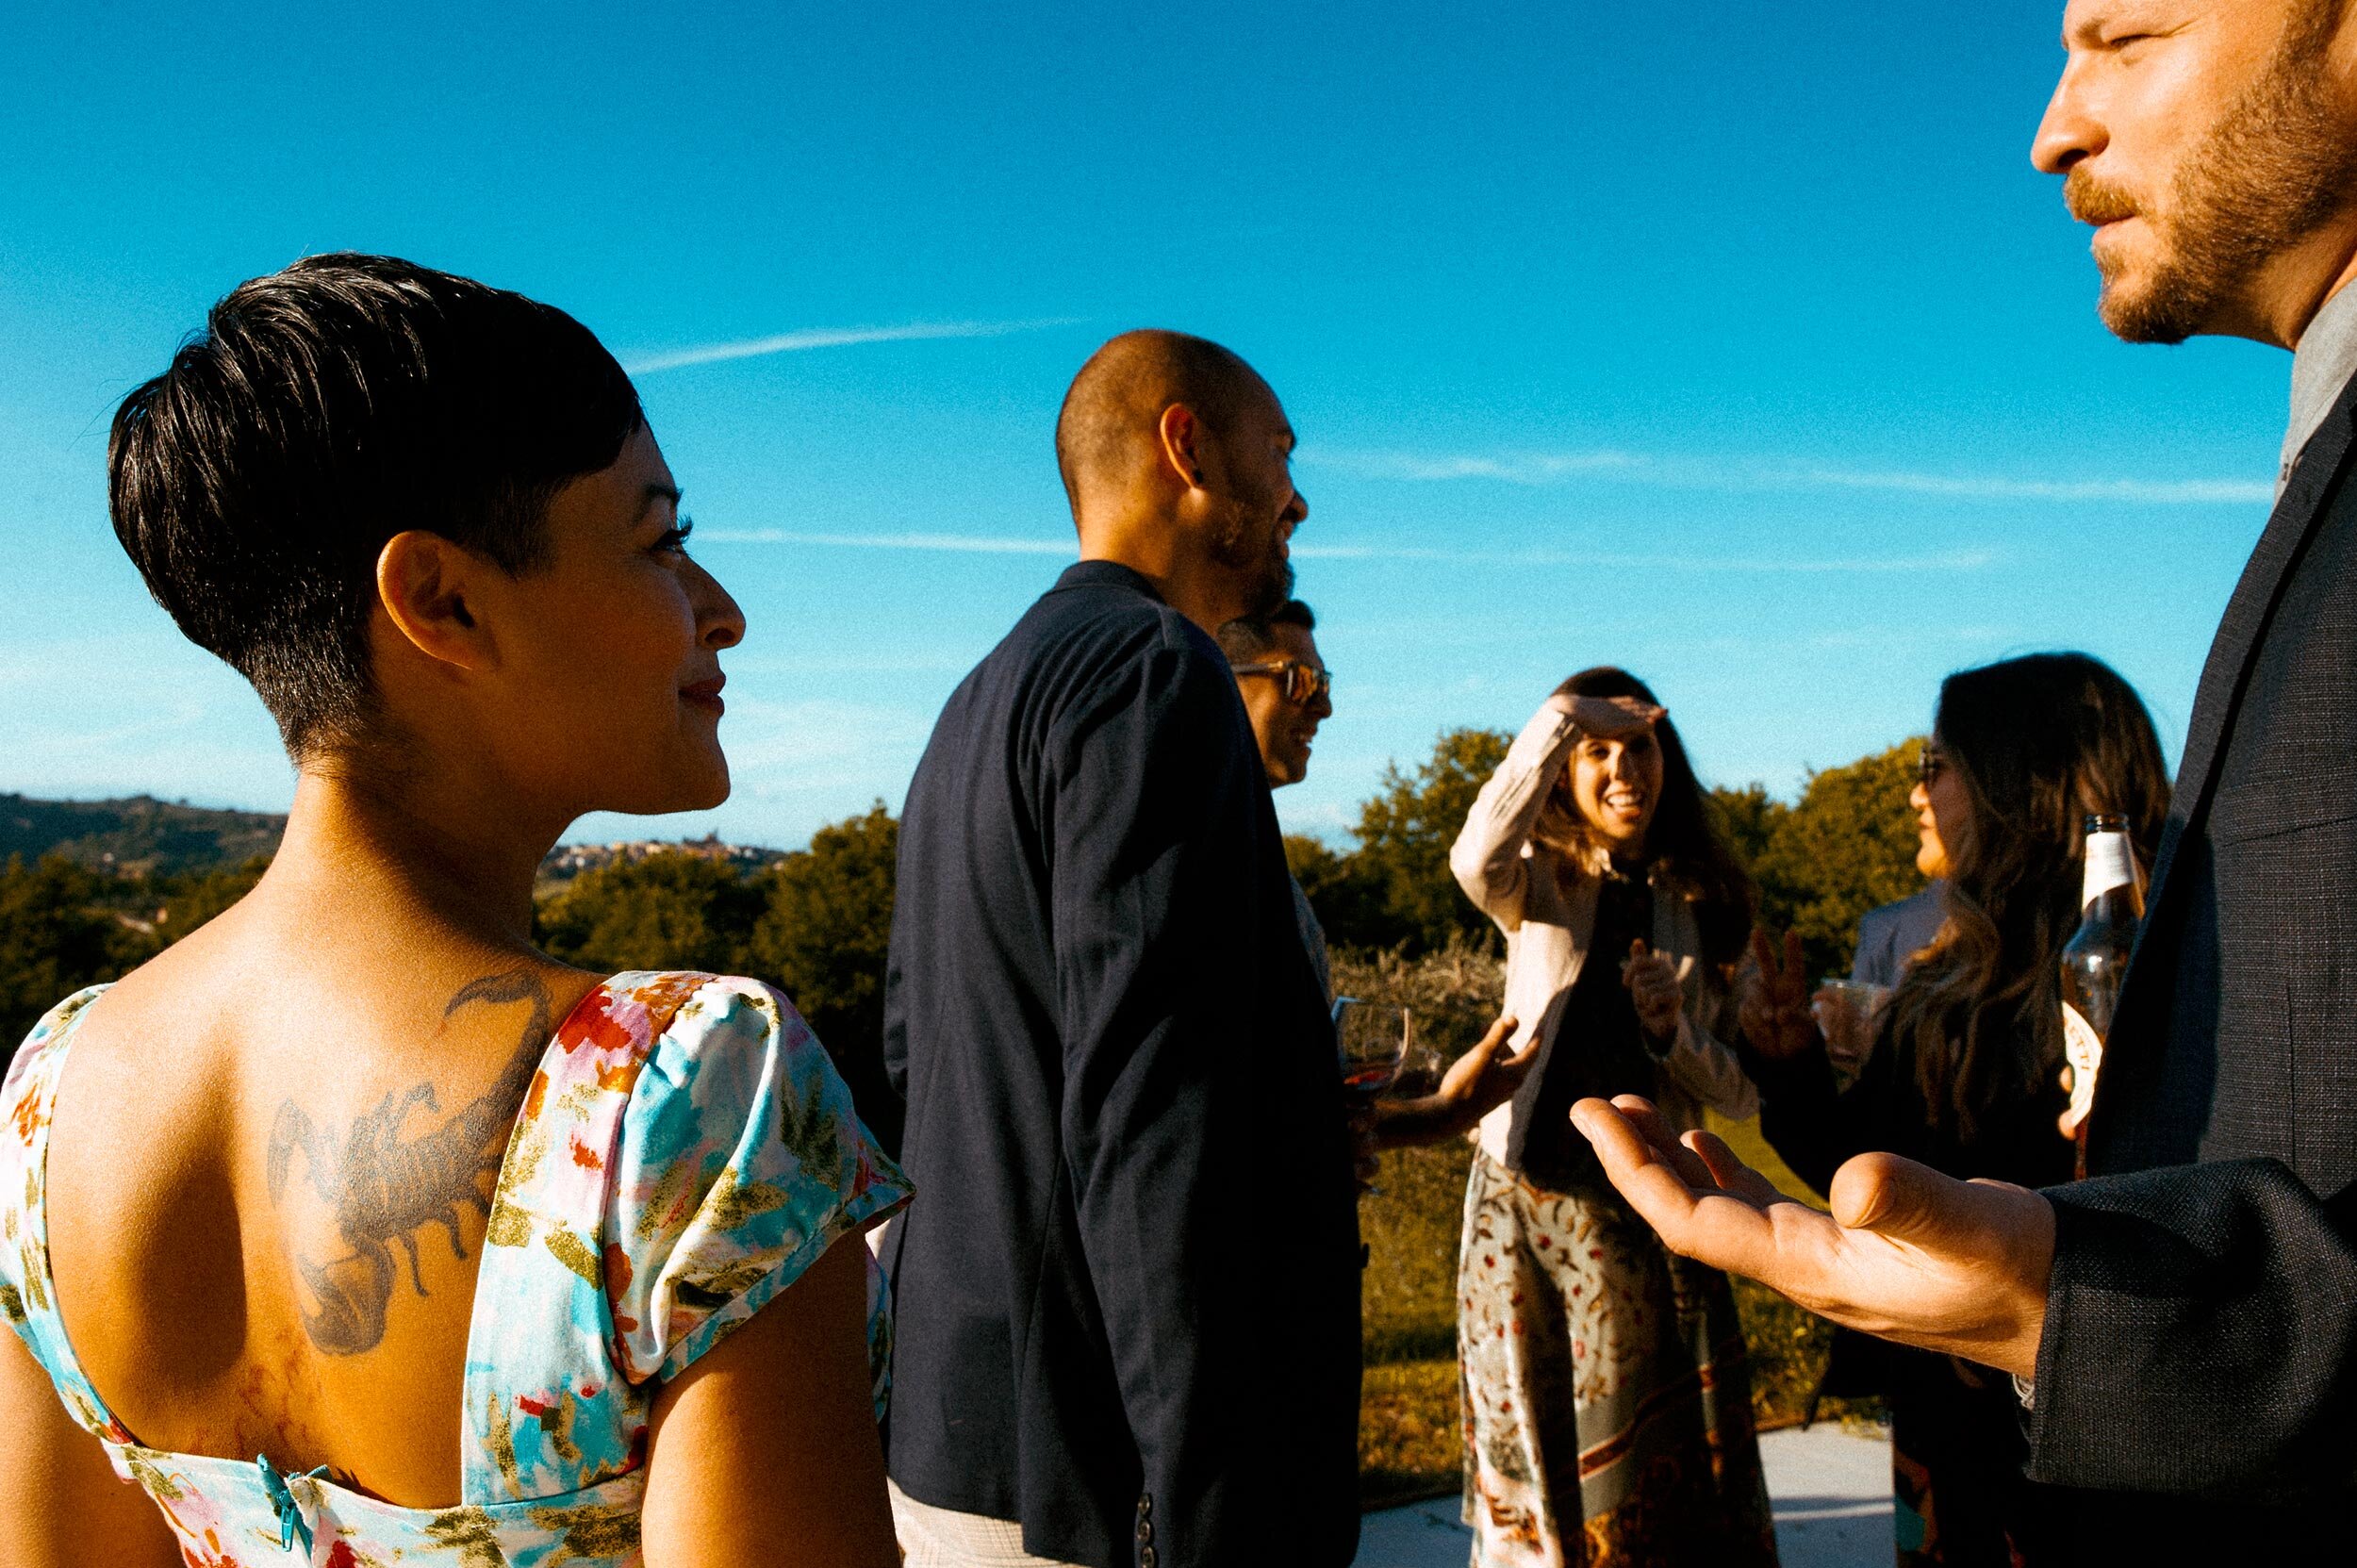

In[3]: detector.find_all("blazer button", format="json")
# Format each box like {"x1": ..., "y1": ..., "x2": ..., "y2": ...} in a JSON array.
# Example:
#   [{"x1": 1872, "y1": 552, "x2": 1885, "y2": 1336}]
[
  {"x1": 1140, "y1": 1547, "x2": 1158, "y2": 1568},
  {"x1": 1136, "y1": 1518, "x2": 1154, "y2": 1546},
  {"x1": 1137, "y1": 1493, "x2": 1153, "y2": 1522}
]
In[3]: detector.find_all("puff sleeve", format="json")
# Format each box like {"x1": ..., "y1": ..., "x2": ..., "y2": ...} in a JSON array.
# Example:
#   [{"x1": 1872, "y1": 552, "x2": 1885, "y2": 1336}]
[{"x1": 602, "y1": 978, "x2": 911, "y2": 1400}]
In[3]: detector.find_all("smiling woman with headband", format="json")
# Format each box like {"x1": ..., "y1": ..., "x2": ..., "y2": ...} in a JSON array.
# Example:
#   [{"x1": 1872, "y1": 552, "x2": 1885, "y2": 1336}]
[{"x1": 1446, "y1": 667, "x2": 1772, "y2": 1568}]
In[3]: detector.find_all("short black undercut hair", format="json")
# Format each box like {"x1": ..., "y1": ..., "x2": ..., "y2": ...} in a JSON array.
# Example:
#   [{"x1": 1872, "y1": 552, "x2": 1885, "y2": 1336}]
[
  {"x1": 107, "y1": 253, "x2": 644, "y2": 757},
  {"x1": 1215, "y1": 599, "x2": 1317, "y2": 664}
]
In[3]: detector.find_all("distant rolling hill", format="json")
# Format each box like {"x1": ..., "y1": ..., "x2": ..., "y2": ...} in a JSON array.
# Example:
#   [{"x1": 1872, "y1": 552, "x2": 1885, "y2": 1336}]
[{"x1": 0, "y1": 793, "x2": 286, "y2": 877}]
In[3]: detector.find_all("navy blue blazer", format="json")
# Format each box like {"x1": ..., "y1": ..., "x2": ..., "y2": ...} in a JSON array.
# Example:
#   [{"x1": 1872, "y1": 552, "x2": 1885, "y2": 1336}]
[
  {"x1": 1847, "y1": 883, "x2": 1945, "y2": 989},
  {"x1": 882, "y1": 561, "x2": 1362, "y2": 1568},
  {"x1": 2026, "y1": 370, "x2": 2357, "y2": 1550}
]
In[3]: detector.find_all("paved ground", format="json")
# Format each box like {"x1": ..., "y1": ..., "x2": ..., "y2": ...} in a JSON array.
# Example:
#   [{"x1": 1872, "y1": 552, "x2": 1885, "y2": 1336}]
[{"x1": 1354, "y1": 1423, "x2": 1894, "y2": 1567}]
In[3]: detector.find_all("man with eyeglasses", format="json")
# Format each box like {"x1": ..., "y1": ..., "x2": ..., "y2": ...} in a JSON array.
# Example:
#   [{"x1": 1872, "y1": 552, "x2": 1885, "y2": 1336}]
[
  {"x1": 1215, "y1": 599, "x2": 1336, "y2": 989},
  {"x1": 1217, "y1": 600, "x2": 1534, "y2": 1161},
  {"x1": 1220, "y1": 598, "x2": 1333, "y2": 790}
]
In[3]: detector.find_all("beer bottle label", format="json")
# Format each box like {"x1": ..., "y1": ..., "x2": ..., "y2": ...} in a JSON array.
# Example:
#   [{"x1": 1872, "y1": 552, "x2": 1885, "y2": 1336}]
[{"x1": 2062, "y1": 1002, "x2": 2103, "y2": 1131}]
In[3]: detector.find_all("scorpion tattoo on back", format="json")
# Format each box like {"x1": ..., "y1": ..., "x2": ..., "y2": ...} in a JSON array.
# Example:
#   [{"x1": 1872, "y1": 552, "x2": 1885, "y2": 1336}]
[{"x1": 266, "y1": 968, "x2": 554, "y2": 1355}]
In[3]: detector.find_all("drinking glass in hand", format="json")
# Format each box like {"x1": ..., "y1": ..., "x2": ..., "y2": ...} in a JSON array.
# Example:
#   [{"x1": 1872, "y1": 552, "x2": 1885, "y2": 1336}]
[
  {"x1": 1811, "y1": 980, "x2": 1889, "y2": 1091},
  {"x1": 1332, "y1": 998, "x2": 1411, "y2": 1098}
]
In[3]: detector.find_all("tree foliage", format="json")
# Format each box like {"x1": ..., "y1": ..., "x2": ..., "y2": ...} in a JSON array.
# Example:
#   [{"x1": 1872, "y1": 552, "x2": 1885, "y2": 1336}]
[
  {"x1": 536, "y1": 852, "x2": 766, "y2": 974},
  {"x1": 0, "y1": 852, "x2": 269, "y2": 1054},
  {"x1": 0, "y1": 856, "x2": 126, "y2": 1048},
  {"x1": 1743, "y1": 738, "x2": 1928, "y2": 980},
  {"x1": 746, "y1": 803, "x2": 901, "y2": 1149},
  {"x1": 535, "y1": 806, "x2": 906, "y2": 1147},
  {"x1": 1299, "y1": 728, "x2": 1511, "y2": 954},
  {"x1": 1706, "y1": 783, "x2": 1787, "y2": 872}
]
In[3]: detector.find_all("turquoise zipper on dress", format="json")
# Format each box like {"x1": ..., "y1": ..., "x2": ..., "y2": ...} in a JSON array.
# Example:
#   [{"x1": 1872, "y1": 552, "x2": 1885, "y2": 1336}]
[{"x1": 255, "y1": 1454, "x2": 329, "y2": 1555}]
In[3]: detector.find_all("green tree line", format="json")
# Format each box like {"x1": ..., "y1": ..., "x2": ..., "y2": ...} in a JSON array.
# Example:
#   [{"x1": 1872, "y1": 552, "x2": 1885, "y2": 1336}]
[
  {"x1": 0, "y1": 735, "x2": 1926, "y2": 1088},
  {"x1": 1291, "y1": 727, "x2": 1926, "y2": 979},
  {"x1": 534, "y1": 803, "x2": 901, "y2": 1145},
  {"x1": 0, "y1": 855, "x2": 272, "y2": 1048}
]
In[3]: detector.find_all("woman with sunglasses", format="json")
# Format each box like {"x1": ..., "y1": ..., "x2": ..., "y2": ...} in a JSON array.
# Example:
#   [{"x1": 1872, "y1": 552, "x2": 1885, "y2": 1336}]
[
  {"x1": 1741, "y1": 652, "x2": 2169, "y2": 1567},
  {"x1": 1448, "y1": 668, "x2": 1775, "y2": 1567}
]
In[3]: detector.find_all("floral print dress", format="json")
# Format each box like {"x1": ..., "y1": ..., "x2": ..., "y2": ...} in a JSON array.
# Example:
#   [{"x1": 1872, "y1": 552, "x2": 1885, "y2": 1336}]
[{"x1": 0, "y1": 971, "x2": 911, "y2": 1567}]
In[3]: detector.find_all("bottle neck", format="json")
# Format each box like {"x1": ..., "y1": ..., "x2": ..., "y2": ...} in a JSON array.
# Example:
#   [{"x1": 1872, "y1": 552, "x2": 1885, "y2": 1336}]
[{"x1": 2081, "y1": 830, "x2": 2140, "y2": 916}]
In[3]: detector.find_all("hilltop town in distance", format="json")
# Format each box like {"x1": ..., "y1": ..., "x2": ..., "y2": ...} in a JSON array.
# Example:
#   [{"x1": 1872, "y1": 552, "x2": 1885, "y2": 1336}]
[{"x1": 1, "y1": 793, "x2": 781, "y2": 885}]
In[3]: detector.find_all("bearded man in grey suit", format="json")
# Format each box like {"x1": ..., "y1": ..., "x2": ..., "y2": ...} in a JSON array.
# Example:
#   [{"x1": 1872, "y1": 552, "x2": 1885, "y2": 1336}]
[{"x1": 1577, "y1": 1, "x2": 2357, "y2": 1555}]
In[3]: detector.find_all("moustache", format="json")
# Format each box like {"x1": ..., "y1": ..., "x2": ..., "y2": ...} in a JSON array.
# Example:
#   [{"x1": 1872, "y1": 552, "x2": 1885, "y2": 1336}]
[{"x1": 2064, "y1": 168, "x2": 2142, "y2": 227}]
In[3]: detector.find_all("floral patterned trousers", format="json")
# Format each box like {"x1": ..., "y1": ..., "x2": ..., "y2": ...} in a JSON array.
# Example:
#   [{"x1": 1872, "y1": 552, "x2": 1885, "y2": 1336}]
[{"x1": 1458, "y1": 1150, "x2": 1779, "y2": 1568}]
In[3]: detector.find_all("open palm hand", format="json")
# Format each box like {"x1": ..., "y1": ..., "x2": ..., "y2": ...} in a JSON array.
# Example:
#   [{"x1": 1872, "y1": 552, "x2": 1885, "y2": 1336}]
[{"x1": 1570, "y1": 1094, "x2": 2054, "y2": 1378}]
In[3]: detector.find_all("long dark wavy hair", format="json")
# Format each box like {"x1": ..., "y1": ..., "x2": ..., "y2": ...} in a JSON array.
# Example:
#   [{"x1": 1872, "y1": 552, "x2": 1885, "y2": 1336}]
[
  {"x1": 1537, "y1": 667, "x2": 1756, "y2": 968},
  {"x1": 1885, "y1": 652, "x2": 2170, "y2": 1144}
]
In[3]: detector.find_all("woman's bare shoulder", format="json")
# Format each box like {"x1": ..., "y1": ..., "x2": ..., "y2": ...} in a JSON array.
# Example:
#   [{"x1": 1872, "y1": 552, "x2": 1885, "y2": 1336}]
[{"x1": 35, "y1": 905, "x2": 608, "y2": 1504}]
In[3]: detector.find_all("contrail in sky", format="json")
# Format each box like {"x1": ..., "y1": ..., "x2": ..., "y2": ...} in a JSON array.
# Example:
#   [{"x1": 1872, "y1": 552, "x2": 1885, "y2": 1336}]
[
  {"x1": 1309, "y1": 448, "x2": 2272, "y2": 504},
  {"x1": 698, "y1": 528, "x2": 1994, "y2": 573},
  {"x1": 703, "y1": 529, "x2": 1071, "y2": 554},
  {"x1": 623, "y1": 317, "x2": 1081, "y2": 375}
]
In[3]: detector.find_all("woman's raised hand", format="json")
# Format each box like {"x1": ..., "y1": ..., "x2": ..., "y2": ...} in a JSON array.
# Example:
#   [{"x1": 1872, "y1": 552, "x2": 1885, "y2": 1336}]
[
  {"x1": 1549, "y1": 691, "x2": 1665, "y2": 737},
  {"x1": 1739, "y1": 929, "x2": 1821, "y2": 1062},
  {"x1": 1621, "y1": 940, "x2": 1684, "y2": 1042}
]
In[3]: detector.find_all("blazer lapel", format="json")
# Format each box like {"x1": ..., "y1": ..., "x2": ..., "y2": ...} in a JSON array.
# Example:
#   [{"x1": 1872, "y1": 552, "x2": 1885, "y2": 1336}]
[
  {"x1": 2092, "y1": 371, "x2": 2357, "y2": 1163},
  {"x1": 2149, "y1": 371, "x2": 2357, "y2": 916}
]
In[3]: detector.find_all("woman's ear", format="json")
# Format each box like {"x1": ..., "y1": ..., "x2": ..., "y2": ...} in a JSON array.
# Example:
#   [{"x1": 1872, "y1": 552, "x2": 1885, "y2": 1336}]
[{"x1": 376, "y1": 531, "x2": 499, "y2": 672}]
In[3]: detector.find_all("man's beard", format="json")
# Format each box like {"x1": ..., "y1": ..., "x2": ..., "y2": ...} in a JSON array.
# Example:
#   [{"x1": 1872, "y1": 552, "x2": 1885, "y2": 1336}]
[
  {"x1": 1211, "y1": 498, "x2": 1294, "y2": 617},
  {"x1": 2070, "y1": 12, "x2": 2357, "y2": 344}
]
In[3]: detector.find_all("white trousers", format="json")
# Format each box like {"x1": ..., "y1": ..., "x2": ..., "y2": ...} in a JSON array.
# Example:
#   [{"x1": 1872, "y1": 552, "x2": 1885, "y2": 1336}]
[{"x1": 887, "y1": 1478, "x2": 1091, "y2": 1568}]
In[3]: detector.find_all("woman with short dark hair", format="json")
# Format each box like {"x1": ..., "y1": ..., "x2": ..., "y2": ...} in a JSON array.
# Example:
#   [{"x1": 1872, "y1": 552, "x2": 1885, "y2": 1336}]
[
  {"x1": 1743, "y1": 651, "x2": 2171, "y2": 1567},
  {"x1": 0, "y1": 256, "x2": 908, "y2": 1568},
  {"x1": 1449, "y1": 668, "x2": 1776, "y2": 1567}
]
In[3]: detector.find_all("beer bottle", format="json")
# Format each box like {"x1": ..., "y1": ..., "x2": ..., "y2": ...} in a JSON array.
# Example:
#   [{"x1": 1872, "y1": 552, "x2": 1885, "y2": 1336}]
[{"x1": 2059, "y1": 813, "x2": 2145, "y2": 1176}]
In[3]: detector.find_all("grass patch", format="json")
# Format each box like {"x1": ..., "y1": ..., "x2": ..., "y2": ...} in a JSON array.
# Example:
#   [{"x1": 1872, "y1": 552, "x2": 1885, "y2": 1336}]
[{"x1": 1359, "y1": 1359, "x2": 1463, "y2": 1510}]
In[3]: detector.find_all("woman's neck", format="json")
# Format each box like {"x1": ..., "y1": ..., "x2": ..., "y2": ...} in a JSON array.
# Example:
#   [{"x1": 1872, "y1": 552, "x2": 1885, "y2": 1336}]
[{"x1": 262, "y1": 764, "x2": 563, "y2": 952}]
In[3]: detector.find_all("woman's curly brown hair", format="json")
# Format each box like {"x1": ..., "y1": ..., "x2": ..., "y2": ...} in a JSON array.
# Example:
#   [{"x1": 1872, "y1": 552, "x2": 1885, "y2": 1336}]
[{"x1": 1884, "y1": 652, "x2": 2170, "y2": 1144}]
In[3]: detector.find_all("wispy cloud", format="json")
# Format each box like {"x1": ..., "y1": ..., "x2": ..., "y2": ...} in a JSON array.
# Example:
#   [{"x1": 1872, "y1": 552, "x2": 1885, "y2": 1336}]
[
  {"x1": 701, "y1": 528, "x2": 1071, "y2": 554},
  {"x1": 1290, "y1": 543, "x2": 1995, "y2": 573},
  {"x1": 1794, "y1": 467, "x2": 2268, "y2": 504},
  {"x1": 1326, "y1": 450, "x2": 1649, "y2": 483},
  {"x1": 622, "y1": 317, "x2": 1080, "y2": 375},
  {"x1": 1308, "y1": 447, "x2": 2271, "y2": 505},
  {"x1": 701, "y1": 528, "x2": 1990, "y2": 574}
]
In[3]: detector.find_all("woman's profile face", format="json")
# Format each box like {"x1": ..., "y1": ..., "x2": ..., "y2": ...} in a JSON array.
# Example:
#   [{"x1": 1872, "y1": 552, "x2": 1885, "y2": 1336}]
[
  {"x1": 1909, "y1": 737, "x2": 1972, "y2": 880},
  {"x1": 471, "y1": 424, "x2": 747, "y2": 817},
  {"x1": 1563, "y1": 725, "x2": 1664, "y2": 856}
]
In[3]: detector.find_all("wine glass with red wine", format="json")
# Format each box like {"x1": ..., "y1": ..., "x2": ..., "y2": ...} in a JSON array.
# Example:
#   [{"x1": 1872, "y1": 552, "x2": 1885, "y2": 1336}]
[{"x1": 1331, "y1": 997, "x2": 1410, "y2": 1098}]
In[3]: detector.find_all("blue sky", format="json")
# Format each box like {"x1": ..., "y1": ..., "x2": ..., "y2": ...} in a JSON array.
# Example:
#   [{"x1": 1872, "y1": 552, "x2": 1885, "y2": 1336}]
[{"x1": 0, "y1": 2, "x2": 2295, "y2": 850}]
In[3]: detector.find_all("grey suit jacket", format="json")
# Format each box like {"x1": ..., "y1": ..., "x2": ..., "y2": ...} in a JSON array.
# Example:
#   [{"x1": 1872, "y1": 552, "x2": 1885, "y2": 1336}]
[
  {"x1": 2025, "y1": 369, "x2": 2357, "y2": 1547},
  {"x1": 1848, "y1": 883, "x2": 1945, "y2": 989}
]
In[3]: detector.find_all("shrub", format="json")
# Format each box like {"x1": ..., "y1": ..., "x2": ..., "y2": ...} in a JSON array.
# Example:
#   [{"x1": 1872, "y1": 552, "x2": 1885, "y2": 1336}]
[{"x1": 746, "y1": 803, "x2": 901, "y2": 1149}]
